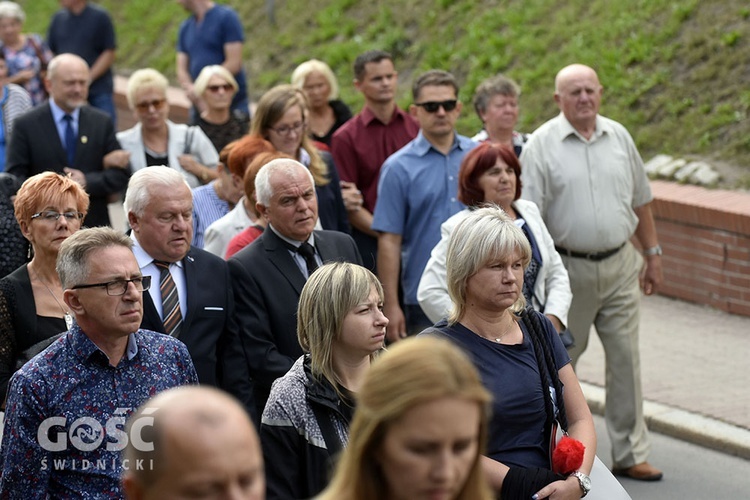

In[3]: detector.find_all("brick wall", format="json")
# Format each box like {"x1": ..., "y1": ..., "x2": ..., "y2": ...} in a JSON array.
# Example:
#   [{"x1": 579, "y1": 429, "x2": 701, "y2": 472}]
[
  {"x1": 648, "y1": 181, "x2": 750, "y2": 317},
  {"x1": 112, "y1": 79, "x2": 750, "y2": 318}
]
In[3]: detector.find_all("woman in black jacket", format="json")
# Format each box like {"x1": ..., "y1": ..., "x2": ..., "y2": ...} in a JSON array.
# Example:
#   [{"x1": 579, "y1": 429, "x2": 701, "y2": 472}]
[{"x1": 259, "y1": 262, "x2": 388, "y2": 499}]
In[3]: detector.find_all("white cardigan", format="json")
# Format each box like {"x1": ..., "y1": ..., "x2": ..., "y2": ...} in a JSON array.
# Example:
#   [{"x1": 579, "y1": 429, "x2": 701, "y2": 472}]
[
  {"x1": 417, "y1": 199, "x2": 572, "y2": 326},
  {"x1": 116, "y1": 120, "x2": 219, "y2": 188}
]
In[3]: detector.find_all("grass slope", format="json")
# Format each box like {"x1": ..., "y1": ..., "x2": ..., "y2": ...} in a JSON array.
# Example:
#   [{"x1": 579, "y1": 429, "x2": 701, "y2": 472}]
[{"x1": 22, "y1": 0, "x2": 750, "y2": 183}]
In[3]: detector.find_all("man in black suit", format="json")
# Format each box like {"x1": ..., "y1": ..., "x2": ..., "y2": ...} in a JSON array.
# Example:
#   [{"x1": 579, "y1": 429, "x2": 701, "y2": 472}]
[
  {"x1": 124, "y1": 166, "x2": 254, "y2": 417},
  {"x1": 229, "y1": 159, "x2": 362, "y2": 417},
  {"x1": 7, "y1": 53, "x2": 130, "y2": 227}
]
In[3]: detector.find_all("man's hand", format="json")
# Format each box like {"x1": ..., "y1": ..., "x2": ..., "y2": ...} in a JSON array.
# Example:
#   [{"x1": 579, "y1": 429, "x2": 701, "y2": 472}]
[
  {"x1": 340, "y1": 180, "x2": 363, "y2": 212},
  {"x1": 63, "y1": 168, "x2": 87, "y2": 188},
  {"x1": 384, "y1": 302, "x2": 406, "y2": 342},
  {"x1": 103, "y1": 149, "x2": 130, "y2": 169},
  {"x1": 640, "y1": 255, "x2": 663, "y2": 296}
]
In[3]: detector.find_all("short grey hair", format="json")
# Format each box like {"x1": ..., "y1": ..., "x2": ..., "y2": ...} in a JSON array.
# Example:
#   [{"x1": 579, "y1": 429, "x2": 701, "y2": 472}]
[
  {"x1": 0, "y1": 1, "x2": 25, "y2": 22},
  {"x1": 254, "y1": 159, "x2": 314, "y2": 206},
  {"x1": 472, "y1": 74, "x2": 521, "y2": 117},
  {"x1": 126, "y1": 68, "x2": 169, "y2": 109},
  {"x1": 47, "y1": 53, "x2": 88, "y2": 81},
  {"x1": 124, "y1": 166, "x2": 192, "y2": 218},
  {"x1": 194, "y1": 65, "x2": 238, "y2": 97},
  {"x1": 446, "y1": 205, "x2": 531, "y2": 323},
  {"x1": 291, "y1": 59, "x2": 340, "y2": 99},
  {"x1": 57, "y1": 227, "x2": 133, "y2": 289}
]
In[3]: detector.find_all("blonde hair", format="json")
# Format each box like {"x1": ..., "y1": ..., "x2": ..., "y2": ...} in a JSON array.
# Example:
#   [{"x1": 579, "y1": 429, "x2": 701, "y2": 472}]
[
  {"x1": 250, "y1": 84, "x2": 330, "y2": 186},
  {"x1": 447, "y1": 205, "x2": 531, "y2": 323},
  {"x1": 297, "y1": 262, "x2": 384, "y2": 396},
  {"x1": 319, "y1": 336, "x2": 493, "y2": 500},
  {"x1": 194, "y1": 65, "x2": 239, "y2": 97},
  {"x1": 126, "y1": 68, "x2": 169, "y2": 109},
  {"x1": 291, "y1": 59, "x2": 340, "y2": 99}
]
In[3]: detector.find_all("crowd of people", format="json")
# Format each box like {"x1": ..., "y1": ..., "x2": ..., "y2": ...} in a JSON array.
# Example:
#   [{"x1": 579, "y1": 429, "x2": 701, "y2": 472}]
[{"x1": 0, "y1": 0, "x2": 667, "y2": 498}]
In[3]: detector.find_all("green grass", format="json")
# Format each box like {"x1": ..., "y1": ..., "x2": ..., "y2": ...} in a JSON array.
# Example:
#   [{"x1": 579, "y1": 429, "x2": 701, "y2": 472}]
[{"x1": 18, "y1": 0, "x2": 750, "y2": 179}]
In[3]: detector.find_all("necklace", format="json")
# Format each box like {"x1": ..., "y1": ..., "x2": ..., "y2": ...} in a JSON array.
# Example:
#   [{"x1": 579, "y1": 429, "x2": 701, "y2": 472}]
[
  {"x1": 31, "y1": 266, "x2": 73, "y2": 330},
  {"x1": 495, "y1": 316, "x2": 516, "y2": 343}
]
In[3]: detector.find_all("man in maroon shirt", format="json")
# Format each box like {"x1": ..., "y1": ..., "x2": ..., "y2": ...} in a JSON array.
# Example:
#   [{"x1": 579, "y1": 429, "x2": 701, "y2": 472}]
[{"x1": 331, "y1": 50, "x2": 419, "y2": 272}]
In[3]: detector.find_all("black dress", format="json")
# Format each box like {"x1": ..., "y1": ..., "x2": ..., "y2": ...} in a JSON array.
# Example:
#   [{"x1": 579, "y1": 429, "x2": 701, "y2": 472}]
[{"x1": 311, "y1": 99, "x2": 352, "y2": 146}]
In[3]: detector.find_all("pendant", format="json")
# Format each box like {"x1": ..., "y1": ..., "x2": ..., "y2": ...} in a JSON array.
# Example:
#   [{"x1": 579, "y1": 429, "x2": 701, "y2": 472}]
[{"x1": 64, "y1": 313, "x2": 73, "y2": 331}]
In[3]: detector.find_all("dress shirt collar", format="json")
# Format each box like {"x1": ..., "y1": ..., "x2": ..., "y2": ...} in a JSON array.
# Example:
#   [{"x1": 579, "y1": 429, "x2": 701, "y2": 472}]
[
  {"x1": 268, "y1": 224, "x2": 316, "y2": 249},
  {"x1": 412, "y1": 129, "x2": 469, "y2": 157},
  {"x1": 68, "y1": 321, "x2": 139, "y2": 365},
  {"x1": 130, "y1": 233, "x2": 185, "y2": 270},
  {"x1": 49, "y1": 98, "x2": 81, "y2": 124},
  {"x1": 555, "y1": 112, "x2": 613, "y2": 143},
  {"x1": 361, "y1": 104, "x2": 407, "y2": 127}
]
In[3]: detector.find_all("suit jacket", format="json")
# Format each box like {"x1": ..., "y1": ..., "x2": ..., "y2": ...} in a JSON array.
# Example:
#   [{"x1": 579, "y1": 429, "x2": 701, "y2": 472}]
[
  {"x1": 228, "y1": 228, "x2": 362, "y2": 417},
  {"x1": 6, "y1": 103, "x2": 130, "y2": 227},
  {"x1": 138, "y1": 246, "x2": 254, "y2": 417}
]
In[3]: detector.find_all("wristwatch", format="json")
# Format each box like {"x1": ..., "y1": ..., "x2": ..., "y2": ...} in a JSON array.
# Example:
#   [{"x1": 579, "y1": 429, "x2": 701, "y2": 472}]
[
  {"x1": 571, "y1": 470, "x2": 591, "y2": 497},
  {"x1": 643, "y1": 244, "x2": 663, "y2": 256}
]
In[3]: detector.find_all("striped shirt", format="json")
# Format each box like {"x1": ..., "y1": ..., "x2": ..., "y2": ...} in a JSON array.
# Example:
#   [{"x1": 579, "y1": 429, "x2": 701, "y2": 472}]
[{"x1": 192, "y1": 181, "x2": 230, "y2": 249}]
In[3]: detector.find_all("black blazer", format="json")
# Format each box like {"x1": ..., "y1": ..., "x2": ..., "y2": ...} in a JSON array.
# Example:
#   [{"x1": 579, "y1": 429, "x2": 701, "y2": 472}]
[
  {"x1": 228, "y1": 228, "x2": 362, "y2": 417},
  {"x1": 139, "y1": 246, "x2": 254, "y2": 417},
  {"x1": 6, "y1": 103, "x2": 130, "y2": 227}
]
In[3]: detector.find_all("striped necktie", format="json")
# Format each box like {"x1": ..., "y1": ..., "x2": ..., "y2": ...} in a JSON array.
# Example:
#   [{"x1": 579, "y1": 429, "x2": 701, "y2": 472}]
[{"x1": 154, "y1": 260, "x2": 182, "y2": 337}]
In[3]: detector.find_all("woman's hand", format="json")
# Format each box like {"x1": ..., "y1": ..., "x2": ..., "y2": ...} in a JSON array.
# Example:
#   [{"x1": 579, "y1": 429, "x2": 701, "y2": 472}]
[
  {"x1": 178, "y1": 154, "x2": 216, "y2": 183},
  {"x1": 533, "y1": 475, "x2": 584, "y2": 499}
]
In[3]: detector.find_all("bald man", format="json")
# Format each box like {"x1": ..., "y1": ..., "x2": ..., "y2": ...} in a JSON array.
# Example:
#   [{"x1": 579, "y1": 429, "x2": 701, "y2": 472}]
[
  {"x1": 122, "y1": 386, "x2": 264, "y2": 499},
  {"x1": 521, "y1": 64, "x2": 663, "y2": 483}
]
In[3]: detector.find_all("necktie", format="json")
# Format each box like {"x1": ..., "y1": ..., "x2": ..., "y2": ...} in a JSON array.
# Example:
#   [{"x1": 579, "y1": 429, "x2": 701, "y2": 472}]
[
  {"x1": 296, "y1": 242, "x2": 319, "y2": 278},
  {"x1": 154, "y1": 260, "x2": 182, "y2": 337},
  {"x1": 63, "y1": 114, "x2": 76, "y2": 167}
]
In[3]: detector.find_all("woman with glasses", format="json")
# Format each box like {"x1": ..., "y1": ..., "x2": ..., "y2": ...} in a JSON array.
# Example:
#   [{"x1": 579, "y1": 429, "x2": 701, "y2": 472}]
[
  {"x1": 291, "y1": 59, "x2": 352, "y2": 147},
  {"x1": 250, "y1": 84, "x2": 350, "y2": 233},
  {"x1": 192, "y1": 65, "x2": 249, "y2": 153},
  {"x1": 117, "y1": 68, "x2": 219, "y2": 188},
  {"x1": 0, "y1": 172, "x2": 88, "y2": 403}
]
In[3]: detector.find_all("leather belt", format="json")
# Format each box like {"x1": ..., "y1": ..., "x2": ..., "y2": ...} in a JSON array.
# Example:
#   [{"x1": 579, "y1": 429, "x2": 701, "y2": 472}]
[{"x1": 555, "y1": 243, "x2": 625, "y2": 261}]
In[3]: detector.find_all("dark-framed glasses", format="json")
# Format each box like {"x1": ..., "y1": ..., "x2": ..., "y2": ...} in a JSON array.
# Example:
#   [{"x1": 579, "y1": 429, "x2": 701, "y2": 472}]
[
  {"x1": 207, "y1": 83, "x2": 234, "y2": 93},
  {"x1": 72, "y1": 276, "x2": 152, "y2": 296},
  {"x1": 270, "y1": 121, "x2": 306, "y2": 136},
  {"x1": 414, "y1": 100, "x2": 458, "y2": 113},
  {"x1": 135, "y1": 99, "x2": 167, "y2": 112},
  {"x1": 31, "y1": 211, "x2": 84, "y2": 222}
]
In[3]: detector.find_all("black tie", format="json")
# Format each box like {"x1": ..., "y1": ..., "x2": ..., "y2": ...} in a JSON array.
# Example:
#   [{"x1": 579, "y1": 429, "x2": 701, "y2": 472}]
[
  {"x1": 63, "y1": 114, "x2": 76, "y2": 167},
  {"x1": 296, "y1": 242, "x2": 319, "y2": 278}
]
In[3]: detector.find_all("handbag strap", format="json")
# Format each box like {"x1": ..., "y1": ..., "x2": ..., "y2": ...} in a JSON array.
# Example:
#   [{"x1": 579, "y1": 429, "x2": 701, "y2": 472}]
[
  {"x1": 183, "y1": 126, "x2": 194, "y2": 155},
  {"x1": 27, "y1": 35, "x2": 48, "y2": 71}
]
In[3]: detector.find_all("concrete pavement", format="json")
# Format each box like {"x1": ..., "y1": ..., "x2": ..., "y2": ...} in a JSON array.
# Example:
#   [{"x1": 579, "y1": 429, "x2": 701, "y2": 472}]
[{"x1": 575, "y1": 293, "x2": 750, "y2": 459}]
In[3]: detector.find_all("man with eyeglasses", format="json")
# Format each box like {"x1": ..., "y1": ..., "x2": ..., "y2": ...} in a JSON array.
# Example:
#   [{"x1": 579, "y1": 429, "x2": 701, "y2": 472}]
[
  {"x1": 372, "y1": 69, "x2": 476, "y2": 341},
  {"x1": 331, "y1": 50, "x2": 419, "y2": 273},
  {"x1": 7, "y1": 53, "x2": 131, "y2": 228},
  {"x1": 124, "y1": 166, "x2": 254, "y2": 418},
  {"x1": 0, "y1": 226, "x2": 198, "y2": 498}
]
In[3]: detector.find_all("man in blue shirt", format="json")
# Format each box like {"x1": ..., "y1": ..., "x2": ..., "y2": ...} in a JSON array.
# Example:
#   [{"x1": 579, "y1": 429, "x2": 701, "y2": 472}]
[
  {"x1": 176, "y1": 0, "x2": 250, "y2": 119},
  {"x1": 0, "y1": 227, "x2": 198, "y2": 498},
  {"x1": 372, "y1": 70, "x2": 475, "y2": 341},
  {"x1": 47, "y1": 0, "x2": 117, "y2": 124}
]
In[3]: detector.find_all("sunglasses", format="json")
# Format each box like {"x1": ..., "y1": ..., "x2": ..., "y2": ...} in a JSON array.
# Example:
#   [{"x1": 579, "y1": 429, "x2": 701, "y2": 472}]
[
  {"x1": 135, "y1": 99, "x2": 167, "y2": 112},
  {"x1": 414, "y1": 100, "x2": 458, "y2": 113},
  {"x1": 207, "y1": 83, "x2": 234, "y2": 93}
]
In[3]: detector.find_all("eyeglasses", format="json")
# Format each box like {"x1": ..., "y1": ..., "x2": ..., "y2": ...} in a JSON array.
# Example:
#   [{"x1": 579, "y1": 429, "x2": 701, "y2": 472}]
[
  {"x1": 31, "y1": 211, "x2": 84, "y2": 222},
  {"x1": 135, "y1": 99, "x2": 167, "y2": 112},
  {"x1": 72, "y1": 276, "x2": 152, "y2": 296},
  {"x1": 207, "y1": 83, "x2": 234, "y2": 93},
  {"x1": 269, "y1": 121, "x2": 306, "y2": 136},
  {"x1": 414, "y1": 100, "x2": 458, "y2": 113}
]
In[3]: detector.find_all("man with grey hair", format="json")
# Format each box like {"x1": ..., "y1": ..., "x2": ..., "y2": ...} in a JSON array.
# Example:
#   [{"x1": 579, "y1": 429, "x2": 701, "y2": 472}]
[
  {"x1": 521, "y1": 63, "x2": 663, "y2": 481},
  {"x1": 0, "y1": 226, "x2": 197, "y2": 498},
  {"x1": 122, "y1": 386, "x2": 264, "y2": 499},
  {"x1": 7, "y1": 53, "x2": 130, "y2": 227},
  {"x1": 229, "y1": 158, "x2": 362, "y2": 419},
  {"x1": 124, "y1": 166, "x2": 254, "y2": 418}
]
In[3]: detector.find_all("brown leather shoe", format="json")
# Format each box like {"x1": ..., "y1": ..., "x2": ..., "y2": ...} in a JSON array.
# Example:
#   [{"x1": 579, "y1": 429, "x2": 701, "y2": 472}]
[{"x1": 612, "y1": 462, "x2": 663, "y2": 481}]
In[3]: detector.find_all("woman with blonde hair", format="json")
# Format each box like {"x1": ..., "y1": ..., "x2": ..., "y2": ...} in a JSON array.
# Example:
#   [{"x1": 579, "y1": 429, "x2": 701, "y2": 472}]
[
  {"x1": 260, "y1": 262, "x2": 387, "y2": 499},
  {"x1": 0, "y1": 172, "x2": 88, "y2": 402},
  {"x1": 192, "y1": 65, "x2": 249, "y2": 152},
  {"x1": 250, "y1": 84, "x2": 349, "y2": 232},
  {"x1": 117, "y1": 68, "x2": 218, "y2": 188},
  {"x1": 319, "y1": 335, "x2": 493, "y2": 500},
  {"x1": 291, "y1": 59, "x2": 351, "y2": 146},
  {"x1": 427, "y1": 205, "x2": 596, "y2": 499}
]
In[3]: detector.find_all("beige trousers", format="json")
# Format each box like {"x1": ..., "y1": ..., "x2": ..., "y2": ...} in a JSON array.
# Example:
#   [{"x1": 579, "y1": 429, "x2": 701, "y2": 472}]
[{"x1": 563, "y1": 242, "x2": 651, "y2": 468}]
